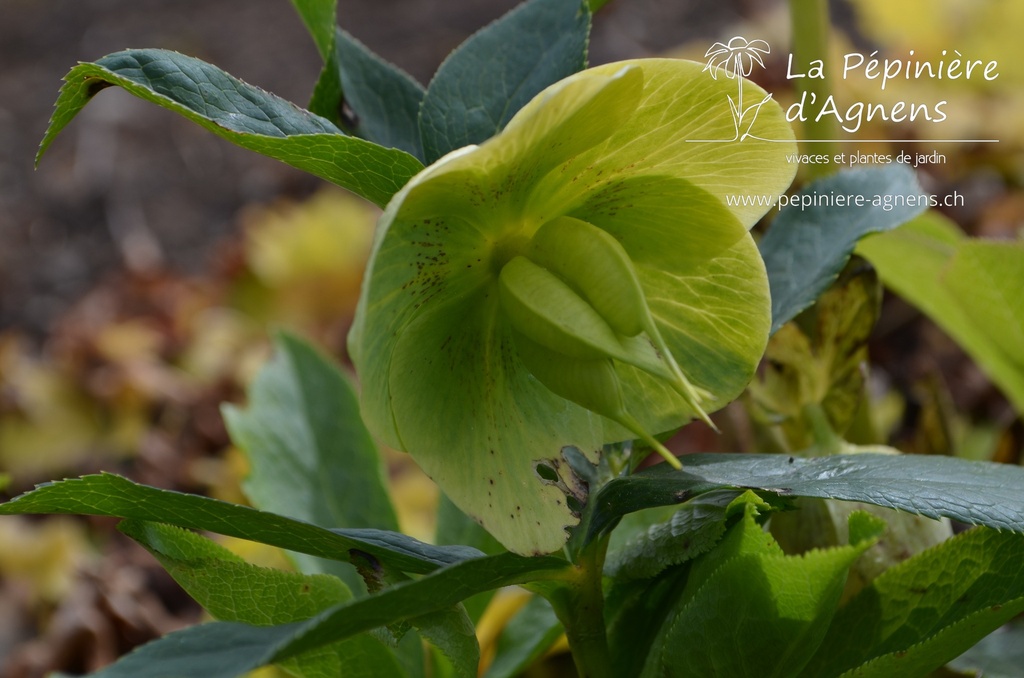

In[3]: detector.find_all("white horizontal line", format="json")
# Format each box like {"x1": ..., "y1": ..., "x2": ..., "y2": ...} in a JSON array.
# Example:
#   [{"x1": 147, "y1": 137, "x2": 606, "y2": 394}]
[{"x1": 791, "y1": 139, "x2": 999, "y2": 143}]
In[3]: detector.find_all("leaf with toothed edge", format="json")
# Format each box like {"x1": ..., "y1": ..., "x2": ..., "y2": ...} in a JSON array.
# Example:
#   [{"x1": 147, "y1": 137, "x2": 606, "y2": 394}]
[
  {"x1": 70, "y1": 551, "x2": 568, "y2": 677},
  {"x1": 0, "y1": 473, "x2": 482, "y2": 573},
  {"x1": 584, "y1": 449, "x2": 1024, "y2": 544}
]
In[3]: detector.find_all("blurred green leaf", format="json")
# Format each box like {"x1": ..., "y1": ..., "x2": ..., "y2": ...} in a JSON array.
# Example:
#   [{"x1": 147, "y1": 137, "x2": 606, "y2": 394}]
[
  {"x1": 803, "y1": 527, "x2": 1024, "y2": 677},
  {"x1": 948, "y1": 620, "x2": 1024, "y2": 677},
  {"x1": 857, "y1": 213, "x2": 1024, "y2": 414},
  {"x1": 418, "y1": 0, "x2": 590, "y2": 162},
  {"x1": 224, "y1": 333, "x2": 398, "y2": 592},
  {"x1": 761, "y1": 165, "x2": 926, "y2": 334},
  {"x1": 750, "y1": 259, "x2": 882, "y2": 450},
  {"x1": 585, "y1": 450, "x2": 1024, "y2": 542},
  {"x1": 119, "y1": 520, "x2": 405, "y2": 678},
  {"x1": 37, "y1": 49, "x2": 423, "y2": 207},
  {"x1": 0, "y1": 474, "x2": 481, "y2": 574}
]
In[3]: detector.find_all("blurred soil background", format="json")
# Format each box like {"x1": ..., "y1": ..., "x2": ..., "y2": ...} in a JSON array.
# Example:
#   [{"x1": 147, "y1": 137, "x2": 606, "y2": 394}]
[{"x1": 0, "y1": 0, "x2": 1021, "y2": 675}]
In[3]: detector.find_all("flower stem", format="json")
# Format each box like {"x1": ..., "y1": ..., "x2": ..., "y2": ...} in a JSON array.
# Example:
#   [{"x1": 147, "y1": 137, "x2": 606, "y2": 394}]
[
  {"x1": 789, "y1": 0, "x2": 839, "y2": 175},
  {"x1": 543, "y1": 535, "x2": 613, "y2": 678}
]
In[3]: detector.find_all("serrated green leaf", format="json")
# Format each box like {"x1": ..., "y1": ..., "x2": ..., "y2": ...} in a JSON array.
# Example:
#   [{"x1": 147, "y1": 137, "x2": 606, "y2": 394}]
[
  {"x1": 641, "y1": 503, "x2": 881, "y2": 678},
  {"x1": 224, "y1": 332, "x2": 397, "y2": 592},
  {"x1": 857, "y1": 214, "x2": 1024, "y2": 413},
  {"x1": 0, "y1": 473, "x2": 481, "y2": 574},
  {"x1": 82, "y1": 552, "x2": 568, "y2": 677},
  {"x1": 770, "y1": 497, "x2": 952, "y2": 603},
  {"x1": 119, "y1": 520, "x2": 405, "y2": 678},
  {"x1": 804, "y1": 527, "x2": 1024, "y2": 677},
  {"x1": 418, "y1": 0, "x2": 590, "y2": 162},
  {"x1": 605, "y1": 490, "x2": 744, "y2": 581},
  {"x1": 948, "y1": 619, "x2": 1024, "y2": 677},
  {"x1": 37, "y1": 49, "x2": 422, "y2": 207},
  {"x1": 761, "y1": 165, "x2": 927, "y2": 334},
  {"x1": 484, "y1": 594, "x2": 563, "y2": 678},
  {"x1": 119, "y1": 520, "x2": 349, "y2": 622},
  {"x1": 585, "y1": 450, "x2": 1024, "y2": 542}
]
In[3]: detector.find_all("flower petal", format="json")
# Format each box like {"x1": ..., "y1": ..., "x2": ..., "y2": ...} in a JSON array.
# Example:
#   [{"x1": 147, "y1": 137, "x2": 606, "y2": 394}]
[
  {"x1": 527, "y1": 59, "x2": 796, "y2": 228},
  {"x1": 387, "y1": 286, "x2": 602, "y2": 554}
]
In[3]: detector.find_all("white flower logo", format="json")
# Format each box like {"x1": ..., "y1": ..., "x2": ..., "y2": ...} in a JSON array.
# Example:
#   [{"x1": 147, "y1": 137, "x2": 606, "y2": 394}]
[
  {"x1": 701, "y1": 37, "x2": 774, "y2": 141},
  {"x1": 703, "y1": 37, "x2": 771, "y2": 79}
]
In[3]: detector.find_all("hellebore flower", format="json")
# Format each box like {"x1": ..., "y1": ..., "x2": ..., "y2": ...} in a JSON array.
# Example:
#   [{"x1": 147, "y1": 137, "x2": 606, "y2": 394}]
[{"x1": 349, "y1": 59, "x2": 795, "y2": 555}]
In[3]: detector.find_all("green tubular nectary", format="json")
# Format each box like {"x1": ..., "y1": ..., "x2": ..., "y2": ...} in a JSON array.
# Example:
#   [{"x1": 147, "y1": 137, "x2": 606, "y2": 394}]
[
  {"x1": 349, "y1": 59, "x2": 795, "y2": 555},
  {"x1": 498, "y1": 216, "x2": 714, "y2": 462},
  {"x1": 526, "y1": 216, "x2": 717, "y2": 431}
]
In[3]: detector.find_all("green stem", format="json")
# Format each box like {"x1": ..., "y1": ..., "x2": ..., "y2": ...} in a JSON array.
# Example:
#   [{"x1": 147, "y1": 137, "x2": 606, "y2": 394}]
[
  {"x1": 803, "y1": 402, "x2": 843, "y2": 455},
  {"x1": 789, "y1": 0, "x2": 839, "y2": 175},
  {"x1": 544, "y1": 535, "x2": 612, "y2": 678}
]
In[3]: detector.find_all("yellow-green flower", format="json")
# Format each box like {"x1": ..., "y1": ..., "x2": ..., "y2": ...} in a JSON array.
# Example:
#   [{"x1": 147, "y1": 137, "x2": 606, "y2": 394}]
[{"x1": 349, "y1": 59, "x2": 795, "y2": 555}]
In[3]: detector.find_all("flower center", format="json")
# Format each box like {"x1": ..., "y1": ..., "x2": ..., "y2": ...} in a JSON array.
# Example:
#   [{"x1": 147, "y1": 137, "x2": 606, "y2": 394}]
[{"x1": 495, "y1": 216, "x2": 716, "y2": 467}]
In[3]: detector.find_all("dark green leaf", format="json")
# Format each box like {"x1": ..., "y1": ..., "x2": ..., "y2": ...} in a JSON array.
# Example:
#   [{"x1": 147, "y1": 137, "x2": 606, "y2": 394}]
[
  {"x1": 803, "y1": 527, "x2": 1024, "y2": 677},
  {"x1": 310, "y1": 29, "x2": 425, "y2": 159},
  {"x1": 80, "y1": 622, "x2": 302, "y2": 678},
  {"x1": 586, "y1": 451, "x2": 1024, "y2": 542},
  {"x1": 605, "y1": 572, "x2": 688, "y2": 678},
  {"x1": 604, "y1": 490, "x2": 745, "y2": 581},
  {"x1": 224, "y1": 333, "x2": 397, "y2": 590},
  {"x1": 38, "y1": 49, "x2": 422, "y2": 207},
  {"x1": 484, "y1": 595, "x2": 563, "y2": 678},
  {"x1": 0, "y1": 473, "x2": 480, "y2": 574},
  {"x1": 760, "y1": 165, "x2": 926, "y2": 334},
  {"x1": 84, "y1": 552, "x2": 569, "y2": 677},
  {"x1": 418, "y1": 0, "x2": 590, "y2": 162}
]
